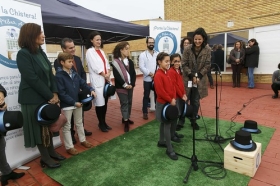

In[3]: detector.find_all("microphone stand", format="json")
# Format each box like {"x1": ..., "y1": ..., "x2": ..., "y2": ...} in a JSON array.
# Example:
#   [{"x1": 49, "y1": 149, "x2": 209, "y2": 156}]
[
  {"x1": 196, "y1": 64, "x2": 233, "y2": 143},
  {"x1": 176, "y1": 87, "x2": 223, "y2": 184}
]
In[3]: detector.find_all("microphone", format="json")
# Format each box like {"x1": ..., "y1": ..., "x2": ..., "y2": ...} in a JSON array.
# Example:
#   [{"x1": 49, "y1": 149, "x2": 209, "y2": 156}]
[{"x1": 211, "y1": 63, "x2": 222, "y2": 77}]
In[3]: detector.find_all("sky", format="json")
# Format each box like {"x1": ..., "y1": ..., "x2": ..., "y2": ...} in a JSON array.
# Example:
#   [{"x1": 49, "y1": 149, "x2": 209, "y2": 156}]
[{"x1": 70, "y1": 0, "x2": 164, "y2": 21}]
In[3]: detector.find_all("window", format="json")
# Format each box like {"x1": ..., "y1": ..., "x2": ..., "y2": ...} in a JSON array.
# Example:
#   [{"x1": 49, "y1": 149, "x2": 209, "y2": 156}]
[{"x1": 130, "y1": 51, "x2": 144, "y2": 68}]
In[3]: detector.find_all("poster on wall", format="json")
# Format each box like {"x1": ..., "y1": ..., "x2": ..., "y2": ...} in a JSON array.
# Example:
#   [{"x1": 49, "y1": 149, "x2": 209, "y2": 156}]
[
  {"x1": 149, "y1": 20, "x2": 182, "y2": 55},
  {"x1": 0, "y1": 0, "x2": 61, "y2": 169}
]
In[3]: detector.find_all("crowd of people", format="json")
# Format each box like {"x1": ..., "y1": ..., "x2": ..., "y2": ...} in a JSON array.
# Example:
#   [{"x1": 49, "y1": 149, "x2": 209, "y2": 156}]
[{"x1": 1, "y1": 22, "x2": 277, "y2": 184}]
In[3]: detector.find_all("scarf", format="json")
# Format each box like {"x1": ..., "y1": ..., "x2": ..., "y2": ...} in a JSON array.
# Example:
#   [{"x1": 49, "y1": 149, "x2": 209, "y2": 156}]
[{"x1": 112, "y1": 58, "x2": 130, "y2": 95}]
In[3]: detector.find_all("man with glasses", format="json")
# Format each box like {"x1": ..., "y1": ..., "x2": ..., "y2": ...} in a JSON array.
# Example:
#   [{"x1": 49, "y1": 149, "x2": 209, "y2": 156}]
[
  {"x1": 139, "y1": 37, "x2": 158, "y2": 120},
  {"x1": 54, "y1": 38, "x2": 92, "y2": 144}
]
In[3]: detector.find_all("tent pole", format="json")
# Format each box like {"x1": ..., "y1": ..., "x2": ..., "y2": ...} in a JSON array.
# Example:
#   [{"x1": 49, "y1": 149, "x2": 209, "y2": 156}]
[{"x1": 75, "y1": 28, "x2": 85, "y2": 67}]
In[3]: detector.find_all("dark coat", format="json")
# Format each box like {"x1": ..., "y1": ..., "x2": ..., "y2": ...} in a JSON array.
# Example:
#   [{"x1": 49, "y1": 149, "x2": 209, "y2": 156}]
[
  {"x1": 214, "y1": 49, "x2": 225, "y2": 71},
  {"x1": 245, "y1": 45, "x2": 260, "y2": 68},
  {"x1": 16, "y1": 48, "x2": 58, "y2": 104},
  {"x1": 182, "y1": 45, "x2": 211, "y2": 99},
  {"x1": 229, "y1": 48, "x2": 245, "y2": 65},
  {"x1": 55, "y1": 68, "x2": 93, "y2": 108},
  {"x1": 112, "y1": 58, "x2": 136, "y2": 89},
  {"x1": 54, "y1": 55, "x2": 86, "y2": 81}
]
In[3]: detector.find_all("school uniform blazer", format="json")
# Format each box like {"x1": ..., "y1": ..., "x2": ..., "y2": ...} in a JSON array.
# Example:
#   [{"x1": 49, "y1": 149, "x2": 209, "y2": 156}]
[
  {"x1": 86, "y1": 47, "x2": 110, "y2": 106},
  {"x1": 168, "y1": 67, "x2": 186, "y2": 99},
  {"x1": 54, "y1": 55, "x2": 86, "y2": 81},
  {"x1": 16, "y1": 48, "x2": 58, "y2": 104},
  {"x1": 154, "y1": 69, "x2": 176, "y2": 104}
]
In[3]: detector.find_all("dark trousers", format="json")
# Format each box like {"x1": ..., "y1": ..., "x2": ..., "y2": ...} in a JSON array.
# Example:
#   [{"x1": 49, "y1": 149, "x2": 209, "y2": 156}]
[
  {"x1": 188, "y1": 87, "x2": 200, "y2": 116},
  {"x1": 71, "y1": 108, "x2": 84, "y2": 136},
  {"x1": 0, "y1": 135, "x2": 12, "y2": 175},
  {"x1": 142, "y1": 81, "x2": 153, "y2": 114},
  {"x1": 271, "y1": 83, "x2": 280, "y2": 96},
  {"x1": 207, "y1": 69, "x2": 213, "y2": 86},
  {"x1": 231, "y1": 64, "x2": 242, "y2": 86}
]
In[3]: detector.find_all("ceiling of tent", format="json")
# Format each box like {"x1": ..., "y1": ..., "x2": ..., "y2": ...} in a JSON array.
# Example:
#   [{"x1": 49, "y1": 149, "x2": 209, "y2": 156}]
[
  {"x1": 27, "y1": 0, "x2": 149, "y2": 45},
  {"x1": 208, "y1": 33, "x2": 248, "y2": 46}
]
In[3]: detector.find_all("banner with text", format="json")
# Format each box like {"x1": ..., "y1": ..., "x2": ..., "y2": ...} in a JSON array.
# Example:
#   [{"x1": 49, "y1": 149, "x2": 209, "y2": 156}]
[
  {"x1": 149, "y1": 20, "x2": 181, "y2": 55},
  {"x1": 0, "y1": 0, "x2": 61, "y2": 169}
]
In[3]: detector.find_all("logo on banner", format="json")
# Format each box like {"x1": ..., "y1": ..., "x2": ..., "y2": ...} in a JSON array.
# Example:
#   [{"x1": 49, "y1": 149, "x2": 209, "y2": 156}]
[
  {"x1": 155, "y1": 31, "x2": 177, "y2": 55},
  {"x1": 0, "y1": 16, "x2": 24, "y2": 68}
]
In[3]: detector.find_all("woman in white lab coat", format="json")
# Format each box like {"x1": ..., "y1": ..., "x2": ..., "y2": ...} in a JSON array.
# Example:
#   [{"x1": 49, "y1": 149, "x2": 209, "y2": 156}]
[{"x1": 85, "y1": 31, "x2": 112, "y2": 132}]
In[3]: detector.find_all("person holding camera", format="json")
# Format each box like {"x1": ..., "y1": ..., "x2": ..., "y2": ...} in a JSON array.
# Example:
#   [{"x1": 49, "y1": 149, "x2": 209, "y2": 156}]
[
  {"x1": 271, "y1": 63, "x2": 280, "y2": 99},
  {"x1": 0, "y1": 84, "x2": 25, "y2": 185}
]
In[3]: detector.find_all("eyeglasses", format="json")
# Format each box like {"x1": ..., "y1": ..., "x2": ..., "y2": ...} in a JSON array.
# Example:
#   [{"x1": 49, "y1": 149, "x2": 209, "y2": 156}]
[{"x1": 148, "y1": 42, "x2": 155, "y2": 44}]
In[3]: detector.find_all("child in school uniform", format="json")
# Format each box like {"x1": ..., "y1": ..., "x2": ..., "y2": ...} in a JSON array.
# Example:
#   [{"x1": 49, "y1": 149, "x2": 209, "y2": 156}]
[
  {"x1": 168, "y1": 53, "x2": 187, "y2": 142},
  {"x1": 154, "y1": 52, "x2": 178, "y2": 160},
  {"x1": 55, "y1": 52, "x2": 96, "y2": 155}
]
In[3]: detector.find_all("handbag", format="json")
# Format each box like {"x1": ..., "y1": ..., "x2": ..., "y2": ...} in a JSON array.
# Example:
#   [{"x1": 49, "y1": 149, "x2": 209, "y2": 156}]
[
  {"x1": 49, "y1": 110, "x2": 67, "y2": 133},
  {"x1": 226, "y1": 56, "x2": 232, "y2": 64}
]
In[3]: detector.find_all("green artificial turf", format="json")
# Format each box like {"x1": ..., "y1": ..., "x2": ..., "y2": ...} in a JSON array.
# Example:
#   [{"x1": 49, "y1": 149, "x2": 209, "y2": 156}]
[{"x1": 44, "y1": 117, "x2": 275, "y2": 186}]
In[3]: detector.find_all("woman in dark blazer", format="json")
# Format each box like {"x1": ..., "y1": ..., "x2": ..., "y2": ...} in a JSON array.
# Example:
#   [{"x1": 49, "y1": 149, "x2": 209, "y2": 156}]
[
  {"x1": 0, "y1": 84, "x2": 25, "y2": 185},
  {"x1": 229, "y1": 41, "x2": 245, "y2": 87},
  {"x1": 111, "y1": 41, "x2": 136, "y2": 132},
  {"x1": 245, "y1": 38, "x2": 260, "y2": 88},
  {"x1": 16, "y1": 23, "x2": 63, "y2": 168}
]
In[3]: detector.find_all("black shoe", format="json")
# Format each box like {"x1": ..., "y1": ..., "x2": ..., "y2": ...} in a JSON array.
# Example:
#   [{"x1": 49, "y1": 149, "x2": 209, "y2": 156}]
[
  {"x1": 1, "y1": 171, "x2": 25, "y2": 186},
  {"x1": 105, "y1": 123, "x2": 112, "y2": 130},
  {"x1": 122, "y1": 118, "x2": 134, "y2": 125},
  {"x1": 143, "y1": 113, "x2": 148, "y2": 120},
  {"x1": 175, "y1": 132, "x2": 184, "y2": 138},
  {"x1": 84, "y1": 129, "x2": 92, "y2": 136},
  {"x1": 124, "y1": 121, "x2": 129, "y2": 132},
  {"x1": 166, "y1": 150, "x2": 178, "y2": 160},
  {"x1": 157, "y1": 141, "x2": 167, "y2": 148},
  {"x1": 191, "y1": 123, "x2": 200, "y2": 130},
  {"x1": 98, "y1": 124, "x2": 108, "y2": 132},
  {"x1": 171, "y1": 136, "x2": 181, "y2": 143},
  {"x1": 272, "y1": 94, "x2": 278, "y2": 99},
  {"x1": 157, "y1": 141, "x2": 173, "y2": 148},
  {"x1": 72, "y1": 136, "x2": 77, "y2": 144},
  {"x1": 50, "y1": 154, "x2": 66, "y2": 161},
  {"x1": 128, "y1": 119, "x2": 134, "y2": 124},
  {"x1": 40, "y1": 160, "x2": 61, "y2": 168}
]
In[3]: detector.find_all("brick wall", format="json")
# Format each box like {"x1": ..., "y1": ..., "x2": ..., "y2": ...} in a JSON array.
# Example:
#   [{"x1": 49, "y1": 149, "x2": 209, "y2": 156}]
[{"x1": 164, "y1": 0, "x2": 280, "y2": 35}]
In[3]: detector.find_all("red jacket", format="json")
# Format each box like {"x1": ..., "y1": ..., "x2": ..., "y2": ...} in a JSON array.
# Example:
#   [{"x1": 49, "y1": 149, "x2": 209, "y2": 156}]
[
  {"x1": 154, "y1": 68, "x2": 176, "y2": 104},
  {"x1": 168, "y1": 67, "x2": 186, "y2": 98}
]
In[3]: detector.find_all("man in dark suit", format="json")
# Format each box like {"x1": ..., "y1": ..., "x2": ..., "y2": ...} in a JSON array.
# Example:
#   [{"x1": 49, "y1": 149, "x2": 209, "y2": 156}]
[{"x1": 54, "y1": 38, "x2": 92, "y2": 144}]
